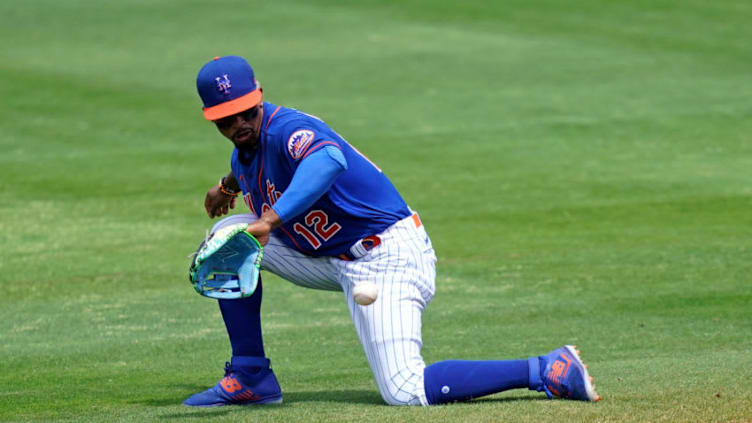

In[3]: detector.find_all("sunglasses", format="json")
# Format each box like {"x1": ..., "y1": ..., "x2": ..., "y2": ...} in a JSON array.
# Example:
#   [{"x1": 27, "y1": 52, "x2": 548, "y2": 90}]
[{"x1": 214, "y1": 106, "x2": 259, "y2": 130}]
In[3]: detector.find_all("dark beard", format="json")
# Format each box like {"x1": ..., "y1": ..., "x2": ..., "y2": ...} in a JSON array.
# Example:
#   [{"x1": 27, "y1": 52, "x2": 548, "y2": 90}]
[{"x1": 236, "y1": 142, "x2": 258, "y2": 165}]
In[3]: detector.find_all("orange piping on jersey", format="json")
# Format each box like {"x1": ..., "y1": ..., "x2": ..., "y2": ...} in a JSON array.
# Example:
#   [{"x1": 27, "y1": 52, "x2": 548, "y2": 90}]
[
  {"x1": 279, "y1": 225, "x2": 313, "y2": 254},
  {"x1": 264, "y1": 106, "x2": 281, "y2": 131},
  {"x1": 300, "y1": 141, "x2": 341, "y2": 160},
  {"x1": 238, "y1": 174, "x2": 257, "y2": 216},
  {"x1": 256, "y1": 142, "x2": 266, "y2": 207}
]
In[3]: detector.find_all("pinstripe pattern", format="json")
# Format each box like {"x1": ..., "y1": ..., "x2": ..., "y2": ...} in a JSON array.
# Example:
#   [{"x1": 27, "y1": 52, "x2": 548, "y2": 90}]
[
  {"x1": 210, "y1": 213, "x2": 437, "y2": 406},
  {"x1": 211, "y1": 214, "x2": 340, "y2": 291},
  {"x1": 336, "y1": 216, "x2": 436, "y2": 406}
]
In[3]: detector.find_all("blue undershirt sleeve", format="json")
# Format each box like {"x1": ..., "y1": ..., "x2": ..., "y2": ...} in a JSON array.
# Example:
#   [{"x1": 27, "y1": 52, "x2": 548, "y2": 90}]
[{"x1": 272, "y1": 146, "x2": 347, "y2": 222}]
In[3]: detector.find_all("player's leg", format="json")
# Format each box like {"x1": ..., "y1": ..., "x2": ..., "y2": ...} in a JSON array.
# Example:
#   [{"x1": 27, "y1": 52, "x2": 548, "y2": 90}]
[
  {"x1": 339, "y1": 269, "x2": 430, "y2": 405},
  {"x1": 423, "y1": 346, "x2": 601, "y2": 403},
  {"x1": 184, "y1": 214, "x2": 339, "y2": 407},
  {"x1": 339, "y1": 215, "x2": 600, "y2": 405},
  {"x1": 336, "y1": 214, "x2": 437, "y2": 405},
  {"x1": 183, "y1": 277, "x2": 283, "y2": 406},
  {"x1": 211, "y1": 214, "x2": 340, "y2": 291}
]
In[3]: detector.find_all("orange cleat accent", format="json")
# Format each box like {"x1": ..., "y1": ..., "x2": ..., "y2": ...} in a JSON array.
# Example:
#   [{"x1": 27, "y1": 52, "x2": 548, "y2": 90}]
[{"x1": 539, "y1": 345, "x2": 601, "y2": 402}]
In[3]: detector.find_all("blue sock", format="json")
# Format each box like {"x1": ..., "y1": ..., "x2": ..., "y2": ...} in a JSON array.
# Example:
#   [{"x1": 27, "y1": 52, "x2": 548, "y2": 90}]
[
  {"x1": 423, "y1": 359, "x2": 533, "y2": 404},
  {"x1": 217, "y1": 277, "x2": 265, "y2": 359}
]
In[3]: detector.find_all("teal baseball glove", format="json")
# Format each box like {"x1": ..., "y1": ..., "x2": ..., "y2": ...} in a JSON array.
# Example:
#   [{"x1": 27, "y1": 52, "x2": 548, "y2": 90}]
[{"x1": 188, "y1": 223, "x2": 263, "y2": 300}]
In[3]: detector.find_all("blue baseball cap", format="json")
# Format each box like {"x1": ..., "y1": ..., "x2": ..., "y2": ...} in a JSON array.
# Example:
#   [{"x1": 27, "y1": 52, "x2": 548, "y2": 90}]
[{"x1": 196, "y1": 55, "x2": 262, "y2": 120}]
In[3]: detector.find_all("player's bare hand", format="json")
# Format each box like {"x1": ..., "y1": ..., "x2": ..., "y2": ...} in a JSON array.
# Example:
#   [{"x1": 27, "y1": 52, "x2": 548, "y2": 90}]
[
  {"x1": 246, "y1": 220, "x2": 271, "y2": 246},
  {"x1": 204, "y1": 185, "x2": 236, "y2": 218},
  {"x1": 244, "y1": 208, "x2": 282, "y2": 246}
]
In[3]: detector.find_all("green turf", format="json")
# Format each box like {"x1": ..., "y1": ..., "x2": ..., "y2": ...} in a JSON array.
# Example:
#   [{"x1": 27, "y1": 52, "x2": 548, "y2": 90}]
[{"x1": 1, "y1": 0, "x2": 751, "y2": 421}]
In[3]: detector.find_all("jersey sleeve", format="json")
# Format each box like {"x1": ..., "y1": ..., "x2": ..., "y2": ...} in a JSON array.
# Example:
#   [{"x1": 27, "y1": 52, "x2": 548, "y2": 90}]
[{"x1": 271, "y1": 146, "x2": 347, "y2": 222}]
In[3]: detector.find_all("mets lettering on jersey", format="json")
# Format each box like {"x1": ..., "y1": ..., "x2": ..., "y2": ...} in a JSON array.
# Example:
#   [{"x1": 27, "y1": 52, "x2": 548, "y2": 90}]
[{"x1": 231, "y1": 102, "x2": 411, "y2": 257}]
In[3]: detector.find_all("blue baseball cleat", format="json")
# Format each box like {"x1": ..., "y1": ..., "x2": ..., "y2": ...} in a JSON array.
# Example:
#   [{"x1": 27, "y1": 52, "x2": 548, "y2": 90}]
[
  {"x1": 530, "y1": 345, "x2": 601, "y2": 402},
  {"x1": 183, "y1": 357, "x2": 283, "y2": 407}
]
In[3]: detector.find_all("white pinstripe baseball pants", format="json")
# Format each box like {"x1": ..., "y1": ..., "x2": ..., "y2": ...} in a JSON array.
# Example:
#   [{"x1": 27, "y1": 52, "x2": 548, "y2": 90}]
[{"x1": 212, "y1": 213, "x2": 437, "y2": 406}]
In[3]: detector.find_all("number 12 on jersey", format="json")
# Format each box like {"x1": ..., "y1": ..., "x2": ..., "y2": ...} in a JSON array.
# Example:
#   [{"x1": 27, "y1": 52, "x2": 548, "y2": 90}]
[{"x1": 293, "y1": 210, "x2": 342, "y2": 249}]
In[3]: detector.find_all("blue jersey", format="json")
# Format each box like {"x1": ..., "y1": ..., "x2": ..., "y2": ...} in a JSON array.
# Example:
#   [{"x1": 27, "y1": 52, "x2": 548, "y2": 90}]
[{"x1": 231, "y1": 102, "x2": 411, "y2": 257}]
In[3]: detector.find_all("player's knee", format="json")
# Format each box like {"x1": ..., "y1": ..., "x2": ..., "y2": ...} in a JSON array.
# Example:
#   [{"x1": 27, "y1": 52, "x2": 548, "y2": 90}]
[
  {"x1": 376, "y1": 367, "x2": 427, "y2": 406},
  {"x1": 378, "y1": 384, "x2": 425, "y2": 406}
]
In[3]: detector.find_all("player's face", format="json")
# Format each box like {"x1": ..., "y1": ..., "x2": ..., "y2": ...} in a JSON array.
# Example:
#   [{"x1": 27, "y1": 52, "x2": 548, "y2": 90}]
[{"x1": 214, "y1": 103, "x2": 264, "y2": 149}]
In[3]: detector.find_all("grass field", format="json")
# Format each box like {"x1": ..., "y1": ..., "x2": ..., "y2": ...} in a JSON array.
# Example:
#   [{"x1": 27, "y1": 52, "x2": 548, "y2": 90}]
[{"x1": 1, "y1": 0, "x2": 751, "y2": 421}]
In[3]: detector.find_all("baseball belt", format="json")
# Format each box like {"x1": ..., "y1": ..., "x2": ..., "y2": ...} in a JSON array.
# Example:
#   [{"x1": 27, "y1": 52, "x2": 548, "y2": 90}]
[{"x1": 338, "y1": 213, "x2": 422, "y2": 261}]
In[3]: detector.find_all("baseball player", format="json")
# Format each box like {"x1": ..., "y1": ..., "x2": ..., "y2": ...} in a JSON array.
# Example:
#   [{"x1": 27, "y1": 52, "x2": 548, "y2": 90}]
[{"x1": 183, "y1": 55, "x2": 601, "y2": 407}]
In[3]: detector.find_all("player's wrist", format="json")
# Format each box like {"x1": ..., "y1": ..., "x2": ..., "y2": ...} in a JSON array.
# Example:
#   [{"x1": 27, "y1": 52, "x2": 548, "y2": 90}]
[
  {"x1": 218, "y1": 176, "x2": 241, "y2": 196},
  {"x1": 258, "y1": 208, "x2": 282, "y2": 230}
]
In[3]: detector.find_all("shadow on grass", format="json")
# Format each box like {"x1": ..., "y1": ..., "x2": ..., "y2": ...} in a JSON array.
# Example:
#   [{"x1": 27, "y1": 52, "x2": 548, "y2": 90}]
[
  {"x1": 137, "y1": 387, "x2": 383, "y2": 419},
  {"x1": 284, "y1": 389, "x2": 383, "y2": 405},
  {"x1": 283, "y1": 391, "x2": 542, "y2": 406},
  {"x1": 145, "y1": 388, "x2": 382, "y2": 406},
  {"x1": 143, "y1": 386, "x2": 541, "y2": 419},
  {"x1": 471, "y1": 394, "x2": 543, "y2": 404},
  {"x1": 159, "y1": 408, "x2": 238, "y2": 420},
  {"x1": 134, "y1": 384, "x2": 207, "y2": 407}
]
